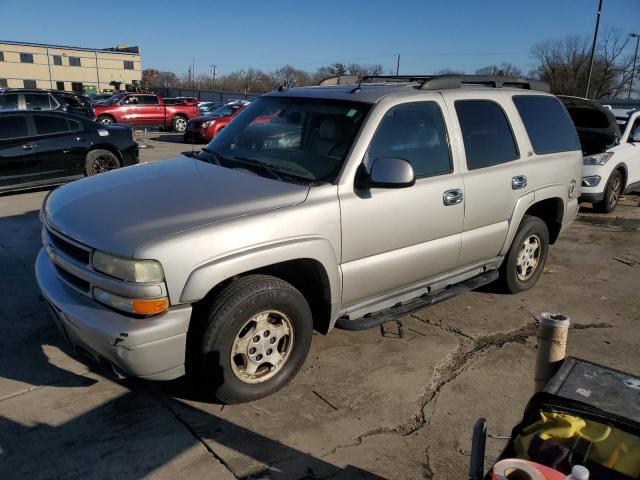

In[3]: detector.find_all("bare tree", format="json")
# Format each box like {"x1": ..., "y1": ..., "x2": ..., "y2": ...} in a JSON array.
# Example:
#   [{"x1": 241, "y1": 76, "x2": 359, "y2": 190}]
[
  {"x1": 531, "y1": 27, "x2": 634, "y2": 99},
  {"x1": 269, "y1": 65, "x2": 312, "y2": 89},
  {"x1": 475, "y1": 63, "x2": 523, "y2": 77}
]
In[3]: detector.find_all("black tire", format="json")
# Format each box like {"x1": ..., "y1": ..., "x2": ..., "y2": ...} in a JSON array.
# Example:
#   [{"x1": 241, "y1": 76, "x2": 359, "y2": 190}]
[
  {"x1": 195, "y1": 275, "x2": 313, "y2": 404},
  {"x1": 499, "y1": 215, "x2": 549, "y2": 293},
  {"x1": 172, "y1": 116, "x2": 187, "y2": 133},
  {"x1": 594, "y1": 170, "x2": 623, "y2": 213},
  {"x1": 96, "y1": 115, "x2": 114, "y2": 126},
  {"x1": 85, "y1": 149, "x2": 120, "y2": 176}
]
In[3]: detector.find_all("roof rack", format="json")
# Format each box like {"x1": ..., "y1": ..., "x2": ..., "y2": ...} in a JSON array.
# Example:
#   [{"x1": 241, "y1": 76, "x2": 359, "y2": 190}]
[{"x1": 318, "y1": 74, "x2": 549, "y2": 92}]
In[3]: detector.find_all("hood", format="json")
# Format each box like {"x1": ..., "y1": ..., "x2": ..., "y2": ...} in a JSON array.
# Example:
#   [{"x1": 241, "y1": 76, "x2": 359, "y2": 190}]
[
  {"x1": 189, "y1": 114, "x2": 229, "y2": 124},
  {"x1": 44, "y1": 157, "x2": 309, "y2": 256}
]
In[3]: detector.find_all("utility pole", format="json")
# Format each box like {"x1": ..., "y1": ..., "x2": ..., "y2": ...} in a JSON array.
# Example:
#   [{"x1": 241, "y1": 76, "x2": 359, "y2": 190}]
[
  {"x1": 585, "y1": 0, "x2": 603, "y2": 99},
  {"x1": 210, "y1": 64, "x2": 217, "y2": 92},
  {"x1": 396, "y1": 54, "x2": 400, "y2": 75},
  {"x1": 628, "y1": 33, "x2": 639, "y2": 100}
]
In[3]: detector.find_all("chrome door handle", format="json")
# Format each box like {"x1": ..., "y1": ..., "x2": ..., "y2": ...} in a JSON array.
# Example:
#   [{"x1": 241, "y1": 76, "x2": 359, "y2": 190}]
[
  {"x1": 443, "y1": 189, "x2": 464, "y2": 206},
  {"x1": 22, "y1": 144, "x2": 34, "y2": 150},
  {"x1": 512, "y1": 175, "x2": 527, "y2": 190}
]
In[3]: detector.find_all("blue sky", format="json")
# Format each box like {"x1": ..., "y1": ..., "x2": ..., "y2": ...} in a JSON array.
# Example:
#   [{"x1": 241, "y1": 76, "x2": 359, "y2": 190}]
[{"x1": 1, "y1": 0, "x2": 639, "y2": 76}]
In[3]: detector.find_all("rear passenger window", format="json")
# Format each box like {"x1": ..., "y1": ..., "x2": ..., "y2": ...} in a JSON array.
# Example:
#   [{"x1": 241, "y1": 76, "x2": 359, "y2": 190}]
[
  {"x1": 0, "y1": 116, "x2": 28, "y2": 139},
  {"x1": 368, "y1": 102, "x2": 452, "y2": 177},
  {"x1": 34, "y1": 115, "x2": 70, "y2": 135},
  {"x1": 25, "y1": 94, "x2": 52, "y2": 111},
  {"x1": 513, "y1": 96, "x2": 580, "y2": 154},
  {"x1": 455, "y1": 100, "x2": 519, "y2": 169},
  {"x1": 140, "y1": 96, "x2": 159, "y2": 105}
]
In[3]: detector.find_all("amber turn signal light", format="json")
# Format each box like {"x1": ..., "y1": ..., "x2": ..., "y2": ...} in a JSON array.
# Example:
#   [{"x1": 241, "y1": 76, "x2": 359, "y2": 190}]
[{"x1": 132, "y1": 297, "x2": 169, "y2": 315}]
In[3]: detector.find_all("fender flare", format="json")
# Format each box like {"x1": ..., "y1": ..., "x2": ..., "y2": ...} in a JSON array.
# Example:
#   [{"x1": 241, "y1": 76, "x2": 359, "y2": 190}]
[
  {"x1": 179, "y1": 237, "x2": 342, "y2": 307},
  {"x1": 499, "y1": 186, "x2": 566, "y2": 256}
]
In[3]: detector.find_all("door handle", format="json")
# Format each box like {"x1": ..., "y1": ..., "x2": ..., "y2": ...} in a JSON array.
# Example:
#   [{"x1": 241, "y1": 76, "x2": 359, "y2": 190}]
[
  {"x1": 512, "y1": 175, "x2": 527, "y2": 190},
  {"x1": 443, "y1": 189, "x2": 464, "y2": 206},
  {"x1": 22, "y1": 144, "x2": 34, "y2": 151},
  {"x1": 75, "y1": 137, "x2": 85, "y2": 141}
]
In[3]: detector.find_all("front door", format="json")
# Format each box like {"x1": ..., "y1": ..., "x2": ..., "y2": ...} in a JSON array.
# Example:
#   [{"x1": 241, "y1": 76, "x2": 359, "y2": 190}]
[
  {"x1": 339, "y1": 100, "x2": 464, "y2": 309},
  {"x1": 119, "y1": 95, "x2": 140, "y2": 124},
  {"x1": 0, "y1": 113, "x2": 38, "y2": 189}
]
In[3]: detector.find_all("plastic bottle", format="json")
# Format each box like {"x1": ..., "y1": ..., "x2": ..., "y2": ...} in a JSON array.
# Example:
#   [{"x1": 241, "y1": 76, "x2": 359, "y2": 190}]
[{"x1": 565, "y1": 465, "x2": 589, "y2": 480}]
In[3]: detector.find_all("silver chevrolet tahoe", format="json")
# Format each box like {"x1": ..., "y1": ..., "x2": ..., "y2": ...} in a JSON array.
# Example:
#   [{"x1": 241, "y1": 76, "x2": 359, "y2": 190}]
[{"x1": 36, "y1": 75, "x2": 582, "y2": 403}]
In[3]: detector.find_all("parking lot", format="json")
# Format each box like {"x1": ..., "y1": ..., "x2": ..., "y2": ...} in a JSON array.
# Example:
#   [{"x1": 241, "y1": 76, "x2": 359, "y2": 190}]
[{"x1": 0, "y1": 131, "x2": 639, "y2": 479}]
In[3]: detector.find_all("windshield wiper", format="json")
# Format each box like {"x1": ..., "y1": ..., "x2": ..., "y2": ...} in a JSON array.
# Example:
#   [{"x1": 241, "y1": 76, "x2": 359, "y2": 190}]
[
  {"x1": 231, "y1": 156, "x2": 283, "y2": 181},
  {"x1": 200, "y1": 147, "x2": 224, "y2": 166}
]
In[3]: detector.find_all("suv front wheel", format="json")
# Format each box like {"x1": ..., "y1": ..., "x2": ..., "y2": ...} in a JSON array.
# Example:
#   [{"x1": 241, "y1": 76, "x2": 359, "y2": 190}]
[
  {"x1": 499, "y1": 215, "x2": 549, "y2": 293},
  {"x1": 196, "y1": 275, "x2": 313, "y2": 403}
]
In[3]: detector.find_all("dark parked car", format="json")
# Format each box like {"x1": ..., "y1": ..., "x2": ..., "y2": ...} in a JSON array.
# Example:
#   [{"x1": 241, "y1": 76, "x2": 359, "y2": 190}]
[
  {"x1": 0, "y1": 110, "x2": 138, "y2": 194},
  {"x1": 86, "y1": 93, "x2": 116, "y2": 105},
  {"x1": 0, "y1": 88, "x2": 94, "y2": 118}
]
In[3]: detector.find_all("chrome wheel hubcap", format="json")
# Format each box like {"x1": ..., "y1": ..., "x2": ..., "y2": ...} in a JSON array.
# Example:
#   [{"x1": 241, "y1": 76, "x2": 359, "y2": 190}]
[
  {"x1": 608, "y1": 176, "x2": 621, "y2": 207},
  {"x1": 516, "y1": 235, "x2": 541, "y2": 281},
  {"x1": 175, "y1": 118, "x2": 186, "y2": 132},
  {"x1": 230, "y1": 310, "x2": 294, "y2": 384}
]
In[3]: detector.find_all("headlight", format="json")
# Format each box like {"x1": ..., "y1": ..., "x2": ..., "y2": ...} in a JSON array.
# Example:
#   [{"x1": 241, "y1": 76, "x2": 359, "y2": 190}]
[
  {"x1": 93, "y1": 287, "x2": 169, "y2": 315},
  {"x1": 92, "y1": 250, "x2": 164, "y2": 283},
  {"x1": 582, "y1": 175, "x2": 601, "y2": 187},
  {"x1": 583, "y1": 152, "x2": 613, "y2": 165}
]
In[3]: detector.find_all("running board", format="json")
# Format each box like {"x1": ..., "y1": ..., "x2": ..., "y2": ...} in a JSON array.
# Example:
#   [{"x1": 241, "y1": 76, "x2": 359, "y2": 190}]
[{"x1": 335, "y1": 270, "x2": 499, "y2": 331}]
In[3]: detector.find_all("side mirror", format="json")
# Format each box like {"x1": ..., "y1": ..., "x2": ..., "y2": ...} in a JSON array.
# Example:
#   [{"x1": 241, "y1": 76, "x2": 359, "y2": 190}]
[{"x1": 364, "y1": 157, "x2": 415, "y2": 189}]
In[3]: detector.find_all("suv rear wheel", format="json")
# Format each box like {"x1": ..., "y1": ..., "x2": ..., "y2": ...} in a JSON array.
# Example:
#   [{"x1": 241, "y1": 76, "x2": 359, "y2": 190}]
[
  {"x1": 196, "y1": 275, "x2": 313, "y2": 403},
  {"x1": 594, "y1": 170, "x2": 622, "y2": 213},
  {"x1": 96, "y1": 115, "x2": 114, "y2": 126},
  {"x1": 499, "y1": 215, "x2": 549, "y2": 293},
  {"x1": 172, "y1": 116, "x2": 187, "y2": 133}
]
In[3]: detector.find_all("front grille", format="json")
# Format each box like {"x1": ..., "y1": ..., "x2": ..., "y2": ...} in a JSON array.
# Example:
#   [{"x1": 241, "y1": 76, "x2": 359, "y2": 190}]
[
  {"x1": 48, "y1": 229, "x2": 91, "y2": 264},
  {"x1": 55, "y1": 264, "x2": 90, "y2": 293}
]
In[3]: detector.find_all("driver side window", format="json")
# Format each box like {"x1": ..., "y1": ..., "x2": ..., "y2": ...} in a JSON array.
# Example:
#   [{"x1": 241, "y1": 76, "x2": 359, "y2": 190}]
[{"x1": 367, "y1": 102, "x2": 452, "y2": 177}]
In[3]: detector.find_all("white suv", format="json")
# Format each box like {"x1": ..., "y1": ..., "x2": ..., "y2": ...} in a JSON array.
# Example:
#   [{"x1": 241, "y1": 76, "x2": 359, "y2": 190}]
[{"x1": 561, "y1": 96, "x2": 640, "y2": 212}]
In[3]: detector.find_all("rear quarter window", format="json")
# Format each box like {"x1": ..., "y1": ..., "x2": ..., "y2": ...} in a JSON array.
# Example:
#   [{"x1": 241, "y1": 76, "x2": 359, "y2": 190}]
[{"x1": 513, "y1": 95, "x2": 581, "y2": 154}]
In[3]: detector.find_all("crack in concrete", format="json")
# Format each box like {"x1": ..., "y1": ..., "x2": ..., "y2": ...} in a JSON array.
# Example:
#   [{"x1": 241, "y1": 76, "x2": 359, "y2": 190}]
[
  {"x1": 144, "y1": 386, "x2": 241, "y2": 479},
  {"x1": 410, "y1": 314, "x2": 474, "y2": 340},
  {"x1": 324, "y1": 319, "x2": 613, "y2": 476},
  {"x1": 0, "y1": 368, "x2": 91, "y2": 403}
]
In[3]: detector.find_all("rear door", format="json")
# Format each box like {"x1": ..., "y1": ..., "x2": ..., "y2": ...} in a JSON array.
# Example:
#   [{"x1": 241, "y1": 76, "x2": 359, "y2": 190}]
[
  {"x1": 0, "y1": 113, "x2": 39, "y2": 189},
  {"x1": 32, "y1": 113, "x2": 89, "y2": 180},
  {"x1": 137, "y1": 95, "x2": 164, "y2": 125},
  {"x1": 445, "y1": 92, "x2": 529, "y2": 267}
]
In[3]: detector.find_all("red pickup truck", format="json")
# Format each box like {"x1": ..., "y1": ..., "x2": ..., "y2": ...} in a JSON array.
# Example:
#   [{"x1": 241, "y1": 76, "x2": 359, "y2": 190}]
[{"x1": 93, "y1": 93, "x2": 199, "y2": 133}]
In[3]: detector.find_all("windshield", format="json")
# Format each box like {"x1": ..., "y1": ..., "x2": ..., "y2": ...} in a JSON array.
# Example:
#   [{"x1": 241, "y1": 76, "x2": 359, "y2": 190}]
[
  {"x1": 198, "y1": 97, "x2": 370, "y2": 184},
  {"x1": 210, "y1": 104, "x2": 241, "y2": 116}
]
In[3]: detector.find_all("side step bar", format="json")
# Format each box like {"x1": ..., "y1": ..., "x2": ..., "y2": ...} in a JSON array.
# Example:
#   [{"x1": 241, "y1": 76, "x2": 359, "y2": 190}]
[{"x1": 335, "y1": 270, "x2": 499, "y2": 331}]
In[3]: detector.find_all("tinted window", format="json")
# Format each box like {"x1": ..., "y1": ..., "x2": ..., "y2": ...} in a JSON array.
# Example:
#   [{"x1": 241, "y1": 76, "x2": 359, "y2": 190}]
[
  {"x1": 61, "y1": 94, "x2": 83, "y2": 108},
  {"x1": 124, "y1": 60, "x2": 134, "y2": 70},
  {"x1": 23, "y1": 80, "x2": 37, "y2": 89},
  {"x1": 25, "y1": 94, "x2": 52, "y2": 111},
  {"x1": 20, "y1": 53, "x2": 34, "y2": 63},
  {"x1": 0, "y1": 94, "x2": 19, "y2": 110},
  {"x1": 514, "y1": 96, "x2": 580, "y2": 154},
  {"x1": 34, "y1": 115, "x2": 70, "y2": 135},
  {"x1": 368, "y1": 102, "x2": 451, "y2": 177},
  {"x1": 455, "y1": 100, "x2": 518, "y2": 169},
  {"x1": 140, "y1": 96, "x2": 159, "y2": 105},
  {"x1": 0, "y1": 115, "x2": 28, "y2": 139},
  {"x1": 67, "y1": 119, "x2": 82, "y2": 131},
  {"x1": 69, "y1": 57, "x2": 81, "y2": 67},
  {"x1": 53, "y1": 55, "x2": 62, "y2": 66}
]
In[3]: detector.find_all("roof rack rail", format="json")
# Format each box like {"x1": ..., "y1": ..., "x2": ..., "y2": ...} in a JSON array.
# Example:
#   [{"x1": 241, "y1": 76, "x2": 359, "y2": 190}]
[
  {"x1": 317, "y1": 74, "x2": 550, "y2": 92},
  {"x1": 418, "y1": 74, "x2": 549, "y2": 92}
]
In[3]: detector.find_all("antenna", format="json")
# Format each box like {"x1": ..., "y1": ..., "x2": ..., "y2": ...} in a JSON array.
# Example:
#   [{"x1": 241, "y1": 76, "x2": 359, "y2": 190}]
[{"x1": 350, "y1": 77, "x2": 363, "y2": 93}]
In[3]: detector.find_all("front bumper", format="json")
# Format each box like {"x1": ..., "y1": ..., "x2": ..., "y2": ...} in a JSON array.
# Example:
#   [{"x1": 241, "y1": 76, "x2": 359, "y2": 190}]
[
  {"x1": 35, "y1": 249, "x2": 191, "y2": 380},
  {"x1": 183, "y1": 127, "x2": 207, "y2": 143},
  {"x1": 579, "y1": 191, "x2": 605, "y2": 203},
  {"x1": 121, "y1": 143, "x2": 139, "y2": 167}
]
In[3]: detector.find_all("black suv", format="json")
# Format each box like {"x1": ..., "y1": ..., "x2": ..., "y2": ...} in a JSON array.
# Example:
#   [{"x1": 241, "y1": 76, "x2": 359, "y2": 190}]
[
  {"x1": 0, "y1": 88, "x2": 94, "y2": 118},
  {"x1": 0, "y1": 110, "x2": 138, "y2": 194}
]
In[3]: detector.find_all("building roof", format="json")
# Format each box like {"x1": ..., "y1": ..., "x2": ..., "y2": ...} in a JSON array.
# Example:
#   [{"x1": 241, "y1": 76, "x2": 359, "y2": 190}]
[{"x1": 0, "y1": 40, "x2": 140, "y2": 55}]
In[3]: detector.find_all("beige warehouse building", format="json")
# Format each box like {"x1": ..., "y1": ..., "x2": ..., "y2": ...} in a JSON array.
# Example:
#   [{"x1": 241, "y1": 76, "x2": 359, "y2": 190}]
[{"x1": 0, "y1": 40, "x2": 141, "y2": 93}]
